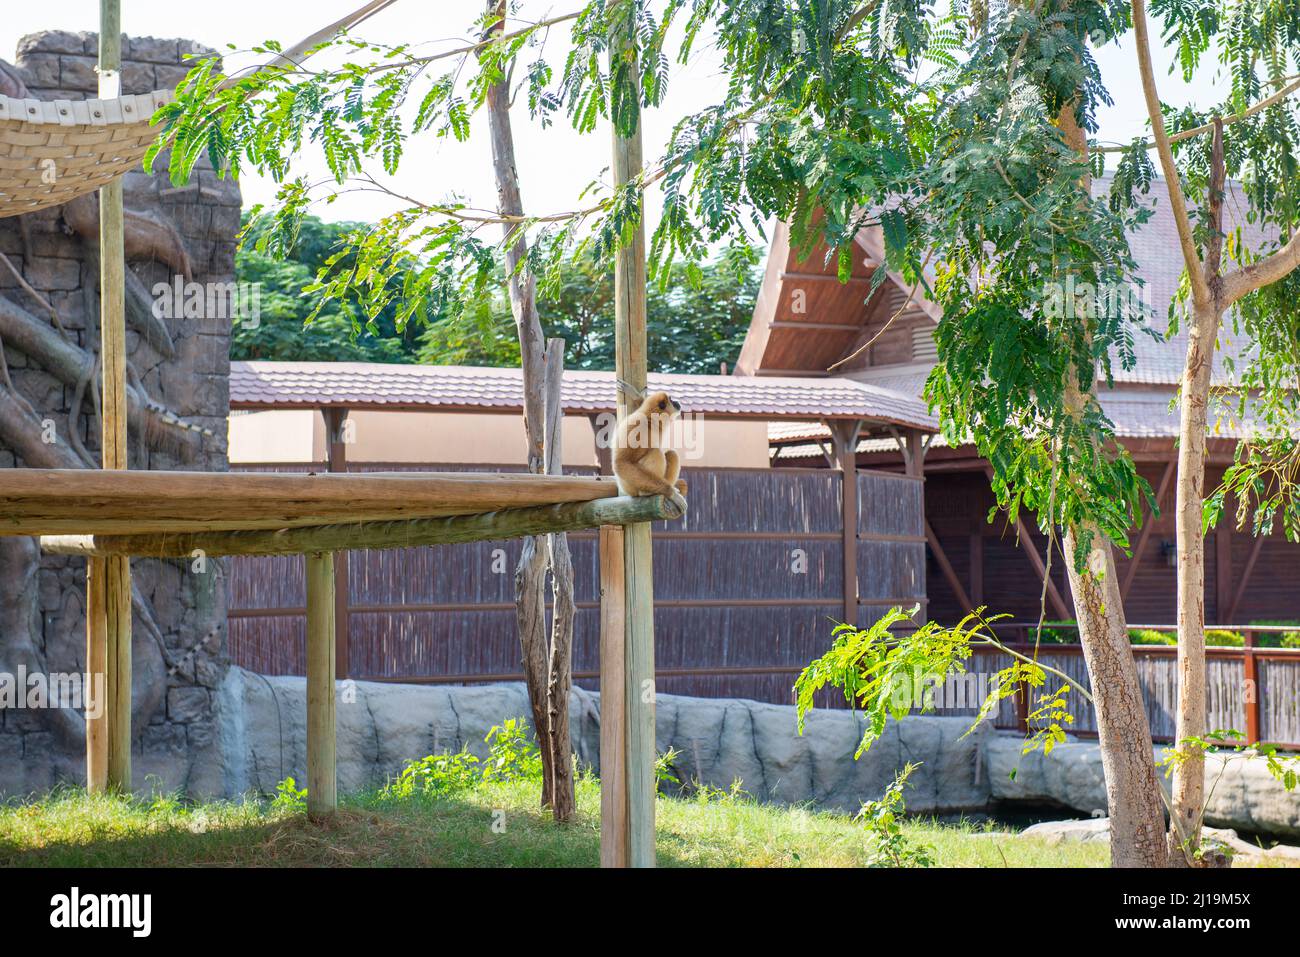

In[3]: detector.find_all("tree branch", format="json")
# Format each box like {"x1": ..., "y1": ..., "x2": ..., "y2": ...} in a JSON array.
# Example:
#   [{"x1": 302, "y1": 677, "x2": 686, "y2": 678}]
[
  {"x1": 1131, "y1": 0, "x2": 1211, "y2": 307},
  {"x1": 1095, "y1": 74, "x2": 1300, "y2": 154}
]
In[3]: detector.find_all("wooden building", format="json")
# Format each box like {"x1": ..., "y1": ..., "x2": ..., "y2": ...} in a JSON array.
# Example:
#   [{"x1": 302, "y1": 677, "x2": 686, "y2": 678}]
[{"x1": 741, "y1": 178, "x2": 1295, "y2": 629}]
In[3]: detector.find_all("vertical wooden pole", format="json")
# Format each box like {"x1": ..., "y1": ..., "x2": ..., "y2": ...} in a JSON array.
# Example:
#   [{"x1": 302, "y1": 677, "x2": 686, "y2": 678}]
[
  {"x1": 1242, "y1": 630, "x2": 1260, "y2": 746},
  {"x1": 306, "y1": 551, "x2": 337, "y2": 818},
  {"x1": 94, "y1": 0, "x2": 132, "y2": 793},
  {"x1": 599, "y1": 524, "x2": 628, "y2": 868},
  {"x1": 609, "y1": 8, "x2": 656, "y2": 868},
  {"x1": 323, "y1": 408, "x2": 350, "y2": 680},
  {"x1": 85, "y1": 559, "x2": 108, "y2": 792}
]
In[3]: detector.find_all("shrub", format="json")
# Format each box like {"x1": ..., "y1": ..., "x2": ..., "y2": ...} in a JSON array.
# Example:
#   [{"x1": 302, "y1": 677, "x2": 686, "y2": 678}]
[
  {"x1": 1129, "y1": 628, "x2": 1177, "y2": 645},
  {"x1": 382, "y1": 717, "x2": 544, "y2": 799}
]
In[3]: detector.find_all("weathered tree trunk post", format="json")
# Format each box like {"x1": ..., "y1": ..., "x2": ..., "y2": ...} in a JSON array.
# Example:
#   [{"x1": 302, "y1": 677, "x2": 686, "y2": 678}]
[
  {"x1": 543, "y1": 338, "x2": 577, "y2": 821},
  {"x1": 306, "y1": 551, "x2": 338, "y2": 819},
  {"x1": 608, "y1": 5, "x2": 657, "y2": 868},
  {"x1": 93, "y1": 0, "x2": 133, "y2": 793},
  {"x1": 480, "y1": 0, "x2": 577, "y2": 821}
]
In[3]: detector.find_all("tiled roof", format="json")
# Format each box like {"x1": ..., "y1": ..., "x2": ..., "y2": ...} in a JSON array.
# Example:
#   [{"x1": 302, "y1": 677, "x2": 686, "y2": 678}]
[
  {"x1": 1091, "y1": 175, "x2": 1267, "y2": 386},
  {"x1": 769, "y1": 387, "x2": 1256, "y2": 451},
  {"x1": 231, "y1": 361, "x2": 939, "y2": 431}
]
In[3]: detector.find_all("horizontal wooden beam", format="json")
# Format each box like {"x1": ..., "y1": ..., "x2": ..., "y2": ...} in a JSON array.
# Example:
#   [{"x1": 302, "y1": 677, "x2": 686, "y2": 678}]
[
  {"x1": 769, "y1": 321, "x2": 862, "y2": 332},
  {"x1": 778, "y1": 271, "x2": 874, "y2": 284},
  {"x1": 0, "y1": 468, "x2": 618, "y2": 535},
  {"x1": 40, "y1": 494, "x2": 679, "y2": 558}
]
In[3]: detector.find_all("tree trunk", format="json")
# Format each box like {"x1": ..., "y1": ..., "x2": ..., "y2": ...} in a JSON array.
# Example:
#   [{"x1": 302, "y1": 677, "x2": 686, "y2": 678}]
[
  {"x1": 1169, "y1": 302, "x2": 1218, "y2": 861},
  {"x1": 483, "y1": 0, "x2": 574, "y2": 819},
  {"x1": 1064, "y1": 526, "x2": 1170, "y2": 866},
  {"x1": 1170, "y1": 119, "x2": 1226, "y2": 864},
  {"x1": 1055, "y1": 95, "x2": 1169, "y2": 867},
  {"x1": 543, "y1": 338, "x2": 577, "y2": 821}
]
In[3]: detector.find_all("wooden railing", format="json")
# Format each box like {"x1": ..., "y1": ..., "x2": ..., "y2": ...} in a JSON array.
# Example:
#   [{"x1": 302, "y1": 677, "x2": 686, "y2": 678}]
[{"x1": 972, "y1": 623, "x2": 1300, "y2": 749}]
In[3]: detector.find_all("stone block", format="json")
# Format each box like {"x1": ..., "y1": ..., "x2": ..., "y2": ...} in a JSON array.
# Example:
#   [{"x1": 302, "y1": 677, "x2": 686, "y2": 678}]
[
  {"x1": 58, "y1": 55, "x2": 97, "y2": 92},
  {"x1": 167, "y1": 686, "x2": 210, "y2": 724}
]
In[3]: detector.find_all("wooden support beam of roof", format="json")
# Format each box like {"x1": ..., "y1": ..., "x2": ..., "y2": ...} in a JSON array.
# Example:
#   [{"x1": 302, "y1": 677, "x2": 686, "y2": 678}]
[
  {"x1": 768, "y1": 320, "x2": 862, "y2": 332},
  {"x1": 0, "y1": 468, "x2": 618, "y2": 535},
  {"x1": 39, "y1": 493, "x2": 679, "y2": 558},
  {"x1": 778, "y1": 271, "x2": 875, "y2": 283}
]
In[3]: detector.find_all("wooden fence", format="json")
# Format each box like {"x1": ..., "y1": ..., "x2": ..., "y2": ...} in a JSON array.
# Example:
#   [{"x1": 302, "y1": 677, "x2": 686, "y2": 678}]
[
  {"x1": 969, "y1": 625, "x2": 1300, "y2": 748},
  {"x1": 226, "y1": 464, "x2": 927, "y2": 703}
]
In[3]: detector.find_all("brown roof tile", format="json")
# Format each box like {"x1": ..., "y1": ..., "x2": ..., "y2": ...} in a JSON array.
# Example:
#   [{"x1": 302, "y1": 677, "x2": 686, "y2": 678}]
[{"x1": 231, "y1": 361, "x2": 939, "y2": 431}]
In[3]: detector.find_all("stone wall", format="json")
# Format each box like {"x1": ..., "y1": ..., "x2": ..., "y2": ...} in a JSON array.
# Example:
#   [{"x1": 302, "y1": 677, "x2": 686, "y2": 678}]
[
  {"x1": 223, "y1": 669, "x2": 1300, "y2": 838},
  {"x1": 0, "y1": 31, "x2": 238, "y2": 796}
]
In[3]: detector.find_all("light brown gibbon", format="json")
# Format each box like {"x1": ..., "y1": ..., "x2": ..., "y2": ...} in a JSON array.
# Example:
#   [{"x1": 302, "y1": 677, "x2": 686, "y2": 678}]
[{"x1": 613, "y1": 390, "x2": 688, "y2": 514}]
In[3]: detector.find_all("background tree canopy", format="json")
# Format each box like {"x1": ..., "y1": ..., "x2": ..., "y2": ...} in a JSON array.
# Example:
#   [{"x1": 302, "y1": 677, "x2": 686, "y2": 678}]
[{"x1": 234, "y1": 213, "x2": 759, "y2": 374}]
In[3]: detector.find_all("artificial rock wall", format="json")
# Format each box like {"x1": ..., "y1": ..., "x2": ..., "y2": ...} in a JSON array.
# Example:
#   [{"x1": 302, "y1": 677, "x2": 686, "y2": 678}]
[{"x1": 0, "y1": 31, "x2": 238, "y2": 796}]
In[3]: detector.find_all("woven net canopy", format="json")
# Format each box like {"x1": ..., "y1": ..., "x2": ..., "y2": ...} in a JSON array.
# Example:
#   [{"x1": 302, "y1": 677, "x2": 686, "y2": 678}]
[{"x1": 0, "y1": 90, "x2": 172, "y2": 219}]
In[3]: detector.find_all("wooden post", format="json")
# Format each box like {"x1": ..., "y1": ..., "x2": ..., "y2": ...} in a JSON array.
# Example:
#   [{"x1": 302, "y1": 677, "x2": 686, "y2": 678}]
[
  {"x1": 323, "y1": 408, "x2": 350, "y2": 679},
  {"x1": 599, "y1": 524, "x2": 628, "y2": 867},
  {"x1": 306, "y1": 551, "x2": 337, "y2": 818},
  {"x1": 609, "y1": 9, "x2": 656, "y2": 868},
  {"x1": 90, "y1": 0, "x2": 132, "y2": 793},
  {"x1": 1242, "y1": 630, "x2": 1260, "y2": 746},
  {"x1": 85, "y1": 560, "x2": 108, "y2": 792}
]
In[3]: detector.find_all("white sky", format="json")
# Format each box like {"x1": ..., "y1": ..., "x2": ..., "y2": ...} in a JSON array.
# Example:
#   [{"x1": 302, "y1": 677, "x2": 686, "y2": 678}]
[{"x1": 3, "y1": 1, "x2": 1229, "y2": 231}]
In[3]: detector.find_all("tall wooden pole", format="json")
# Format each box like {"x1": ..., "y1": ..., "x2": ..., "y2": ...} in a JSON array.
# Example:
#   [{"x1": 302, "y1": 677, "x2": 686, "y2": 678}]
[
  {"x1": 598, "y1": 524, "x2": 629, "y2": 867},
  {"x1": 323, "y1": 408, "x2": 350, "y2": 679},
  {"x1": 608, "y1": 5, "x2": 656, "y2": 868},
  {"x1": 89, "y1": 0, "x2": 132, "y2": 793},
  {"x1": 305, "y1": 551, "x2": 338, "y2": 819}
]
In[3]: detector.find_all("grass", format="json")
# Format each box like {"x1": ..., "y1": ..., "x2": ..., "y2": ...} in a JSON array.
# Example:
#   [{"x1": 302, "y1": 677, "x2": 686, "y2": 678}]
[{"x1": 0, "y1": 776, "x2": 1110, "y2": 868}]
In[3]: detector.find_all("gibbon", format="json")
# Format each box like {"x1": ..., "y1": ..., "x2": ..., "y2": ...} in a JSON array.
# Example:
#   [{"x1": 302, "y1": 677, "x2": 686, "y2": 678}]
[{"x1": 613, "y1": 390, "x2": 688, "y2": 513}]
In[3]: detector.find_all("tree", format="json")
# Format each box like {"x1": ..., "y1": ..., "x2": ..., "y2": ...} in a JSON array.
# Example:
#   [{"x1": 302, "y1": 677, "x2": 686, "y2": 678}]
[
  {"x1": 234, "y1": 214, "x2": 425, "y2": 361},
  {"x1": 417, "y1": 243, "x2": 759, "y2": 372},
  {"x1": 150, "y1": 0, "x2": 1177, "y2": 865},
  {"x1": 1115, "y1": 0, "x2": 1300, "y2": 863}
]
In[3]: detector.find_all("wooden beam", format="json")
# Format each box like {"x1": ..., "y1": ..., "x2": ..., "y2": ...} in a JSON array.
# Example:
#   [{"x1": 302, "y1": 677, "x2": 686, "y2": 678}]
[
  {"x1": 768, "y1": 320, "x2": 862, "y2": 332},
  {"x1": 0, "y1": 468, "x2": 621, "y2": 535},
  {"x1": 1120, "y1": 460, "x2": 1175, "y2": 601},
  {"x1": 778, "y1": 271, "x2": 876, "y2": 283},
  {"x1": 609, "y1": 7, "x2": 656, "y2": 868},
  {"x1": 84, "y1": 558, "x2": 108, "y2": 793},
  {"x1": 1226, "y1": 534, "x2": 1266, "y2": 624},
  {"x1": 306, "y1": 551, "x2": 337, "y2": 819},
  {"x1": 39, "y1": 494, "x2": 678, "y2": 558},
  {"x1": 969, "y1": 532, "x2": 984, "y2": 605},
  {"x1": 1242, "y1": 630, "x2": 1261, "y2": 745},
  {"x1": 925, "y1": 520, "x2": 973, "y2": 613},
  {"x1": 96, "y1": 0, "x2": 131, "y2": 794},
  {"x1": 598, "y1": 524, "x2": 628, "y2": 868},
  {"x1": 323, "y1": 408, "x2": 351, "y2": 680}
]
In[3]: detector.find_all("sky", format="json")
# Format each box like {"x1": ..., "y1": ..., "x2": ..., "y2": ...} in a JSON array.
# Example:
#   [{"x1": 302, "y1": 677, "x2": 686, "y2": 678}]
[{"x1": 1, "y1": 1, "x2": 1232, "y2": 231}]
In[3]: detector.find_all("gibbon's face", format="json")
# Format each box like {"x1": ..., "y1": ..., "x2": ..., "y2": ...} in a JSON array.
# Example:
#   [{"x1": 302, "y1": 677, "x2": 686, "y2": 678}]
[{"x1": 643, "y1": 391, "x2": 681, "y2": 426}]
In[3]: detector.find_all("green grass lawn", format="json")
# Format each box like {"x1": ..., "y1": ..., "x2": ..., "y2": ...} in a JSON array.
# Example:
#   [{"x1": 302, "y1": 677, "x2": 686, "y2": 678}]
[{"x1": 0, "y1": 777, "x2": 1109, "y2": 868}]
